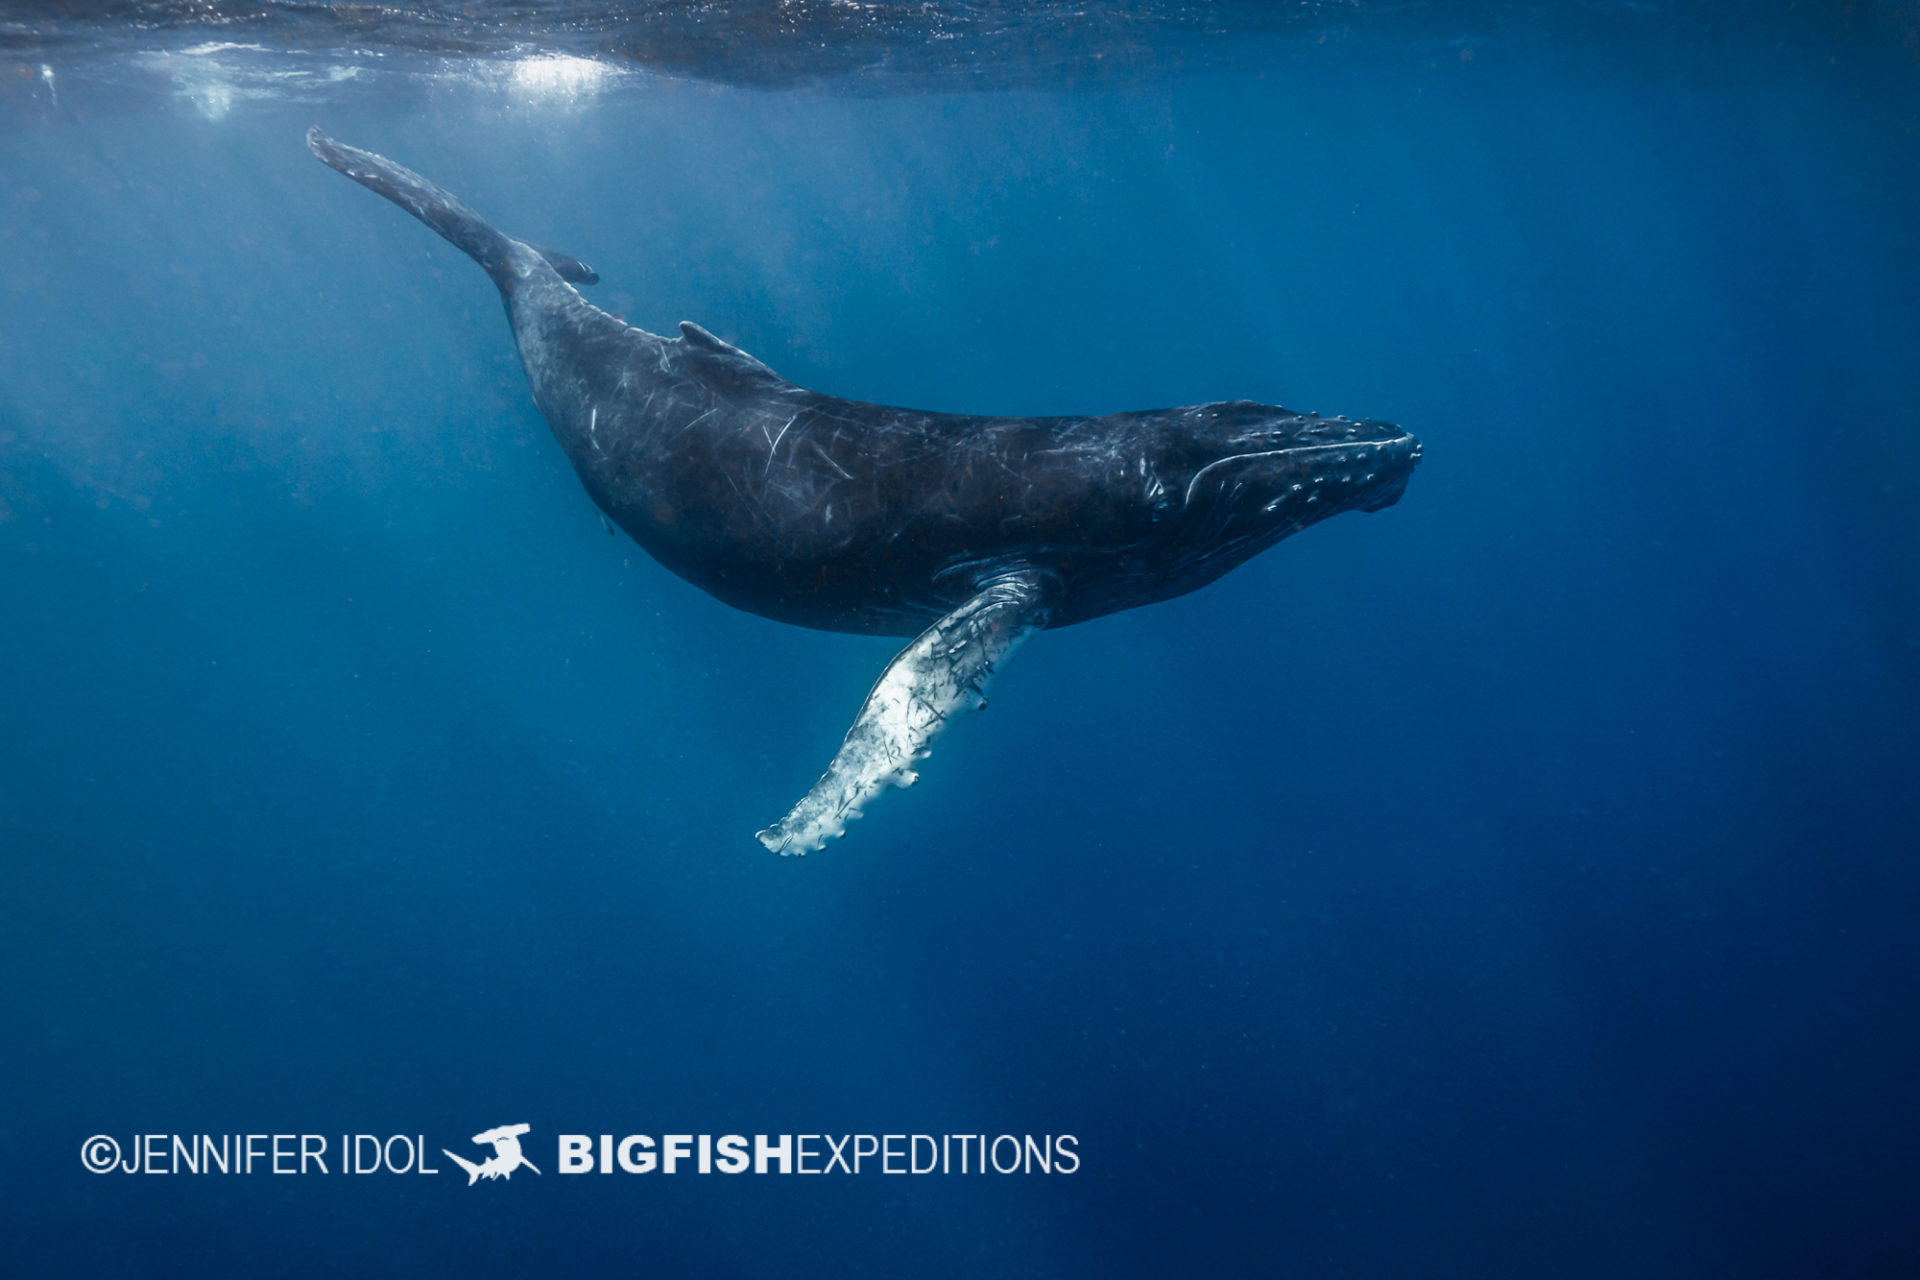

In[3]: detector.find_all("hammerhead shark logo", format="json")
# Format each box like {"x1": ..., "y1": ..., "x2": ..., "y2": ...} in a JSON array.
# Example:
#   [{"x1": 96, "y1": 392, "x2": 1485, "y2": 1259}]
[{"x1": 443, "y1": 1123, "x2": 541, "y2": 1185}]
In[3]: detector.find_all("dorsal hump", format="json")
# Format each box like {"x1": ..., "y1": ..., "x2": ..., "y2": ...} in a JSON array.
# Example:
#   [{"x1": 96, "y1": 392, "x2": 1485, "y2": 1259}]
[{"x1": 678, "y1": 321, "x2": 784, "y2": 383}]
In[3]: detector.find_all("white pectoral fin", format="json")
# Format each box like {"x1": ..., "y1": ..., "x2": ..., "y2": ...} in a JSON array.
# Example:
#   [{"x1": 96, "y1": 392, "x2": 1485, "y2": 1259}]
[{"x1": 756, "y1": 571, "x2": 1053, "y2": 855}]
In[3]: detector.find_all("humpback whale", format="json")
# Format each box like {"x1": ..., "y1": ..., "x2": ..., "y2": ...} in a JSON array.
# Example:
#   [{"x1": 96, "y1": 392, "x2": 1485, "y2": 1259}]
[{"x1": 307, "y1": 129, "x2": 1422, "y2": 854}]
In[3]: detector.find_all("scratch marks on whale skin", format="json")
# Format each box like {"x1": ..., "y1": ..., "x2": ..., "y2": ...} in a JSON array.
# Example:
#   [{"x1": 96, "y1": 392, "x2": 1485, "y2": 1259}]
[
  {"x1": 767, "y1": 413, "x2": 798, "y2": 471},
  {"x1": 670, "y1": 406, "x2": 719, "y2": 442},
  {"x1": 811, "y1": 438, "x2": 856, "y2": 482}
]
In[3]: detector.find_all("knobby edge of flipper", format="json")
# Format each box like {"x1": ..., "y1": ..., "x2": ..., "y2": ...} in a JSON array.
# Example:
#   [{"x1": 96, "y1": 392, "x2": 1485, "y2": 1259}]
[{"x1": 756, "y1": 569, "x2": 1053, "y2": 855}]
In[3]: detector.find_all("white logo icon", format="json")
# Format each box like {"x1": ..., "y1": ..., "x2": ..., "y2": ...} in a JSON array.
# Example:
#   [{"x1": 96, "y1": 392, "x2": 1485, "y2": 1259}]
[{"x1": 443, "y1": 1123, "x2": 541, "y2": 1185}]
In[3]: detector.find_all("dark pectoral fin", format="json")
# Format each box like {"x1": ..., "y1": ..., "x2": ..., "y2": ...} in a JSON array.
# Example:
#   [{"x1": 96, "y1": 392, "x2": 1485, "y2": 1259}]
[
  {"x1": 531, "y1": 244, "x2": 599, "y2": 285},
  {"x1": 757, "y1": 571, "x2": 1053, "y2": 855}
]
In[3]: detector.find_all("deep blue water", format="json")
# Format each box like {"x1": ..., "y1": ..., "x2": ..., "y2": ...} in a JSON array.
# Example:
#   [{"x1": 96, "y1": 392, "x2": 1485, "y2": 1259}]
[{"x1": 3, "y1": 5, "x2": 1918, "y2": 1276}]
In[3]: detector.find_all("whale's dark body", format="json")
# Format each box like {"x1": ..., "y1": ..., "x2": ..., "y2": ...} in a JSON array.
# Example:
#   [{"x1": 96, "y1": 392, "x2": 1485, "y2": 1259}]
[{"x1": 309, "y1": 128, "x2": 1422, "y2": 852}]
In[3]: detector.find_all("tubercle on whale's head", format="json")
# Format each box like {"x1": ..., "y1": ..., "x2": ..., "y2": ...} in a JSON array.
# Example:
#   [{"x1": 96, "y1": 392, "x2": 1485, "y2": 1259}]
[{"x1": 1167, "y1": 402, "x2": 1422, "y2": 566}]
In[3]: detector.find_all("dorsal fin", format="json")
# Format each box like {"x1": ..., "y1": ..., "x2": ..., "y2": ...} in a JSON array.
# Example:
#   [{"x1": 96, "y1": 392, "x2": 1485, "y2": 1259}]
[{"x1": 678, "y1": 321, "x2": 780, "y2": 380}]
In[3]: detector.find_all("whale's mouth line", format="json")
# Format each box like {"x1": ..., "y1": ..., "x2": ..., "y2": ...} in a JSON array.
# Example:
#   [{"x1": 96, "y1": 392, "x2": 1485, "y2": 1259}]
[{"x1": 1182, "y1": 439, "x2": 1409, "y2": 507}]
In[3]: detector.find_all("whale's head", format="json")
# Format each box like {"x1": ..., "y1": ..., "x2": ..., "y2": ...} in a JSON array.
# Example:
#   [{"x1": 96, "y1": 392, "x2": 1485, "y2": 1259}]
[
  {"x1": 1034, "y1": 401, "x2": 1420, "y2": 626},
  {"x1": 1179, "y1": 403, "x2": 1418, "y2": 519},
  {"x1": 1156, "y1": 403, "x2": 1421, "y2": 585}
]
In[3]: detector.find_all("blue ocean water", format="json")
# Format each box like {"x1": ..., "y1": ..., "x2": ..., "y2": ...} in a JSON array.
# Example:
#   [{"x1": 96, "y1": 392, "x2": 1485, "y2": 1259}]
[{"x1": 2, "y1": 4, "x2": 1917, "y2": 1275}]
